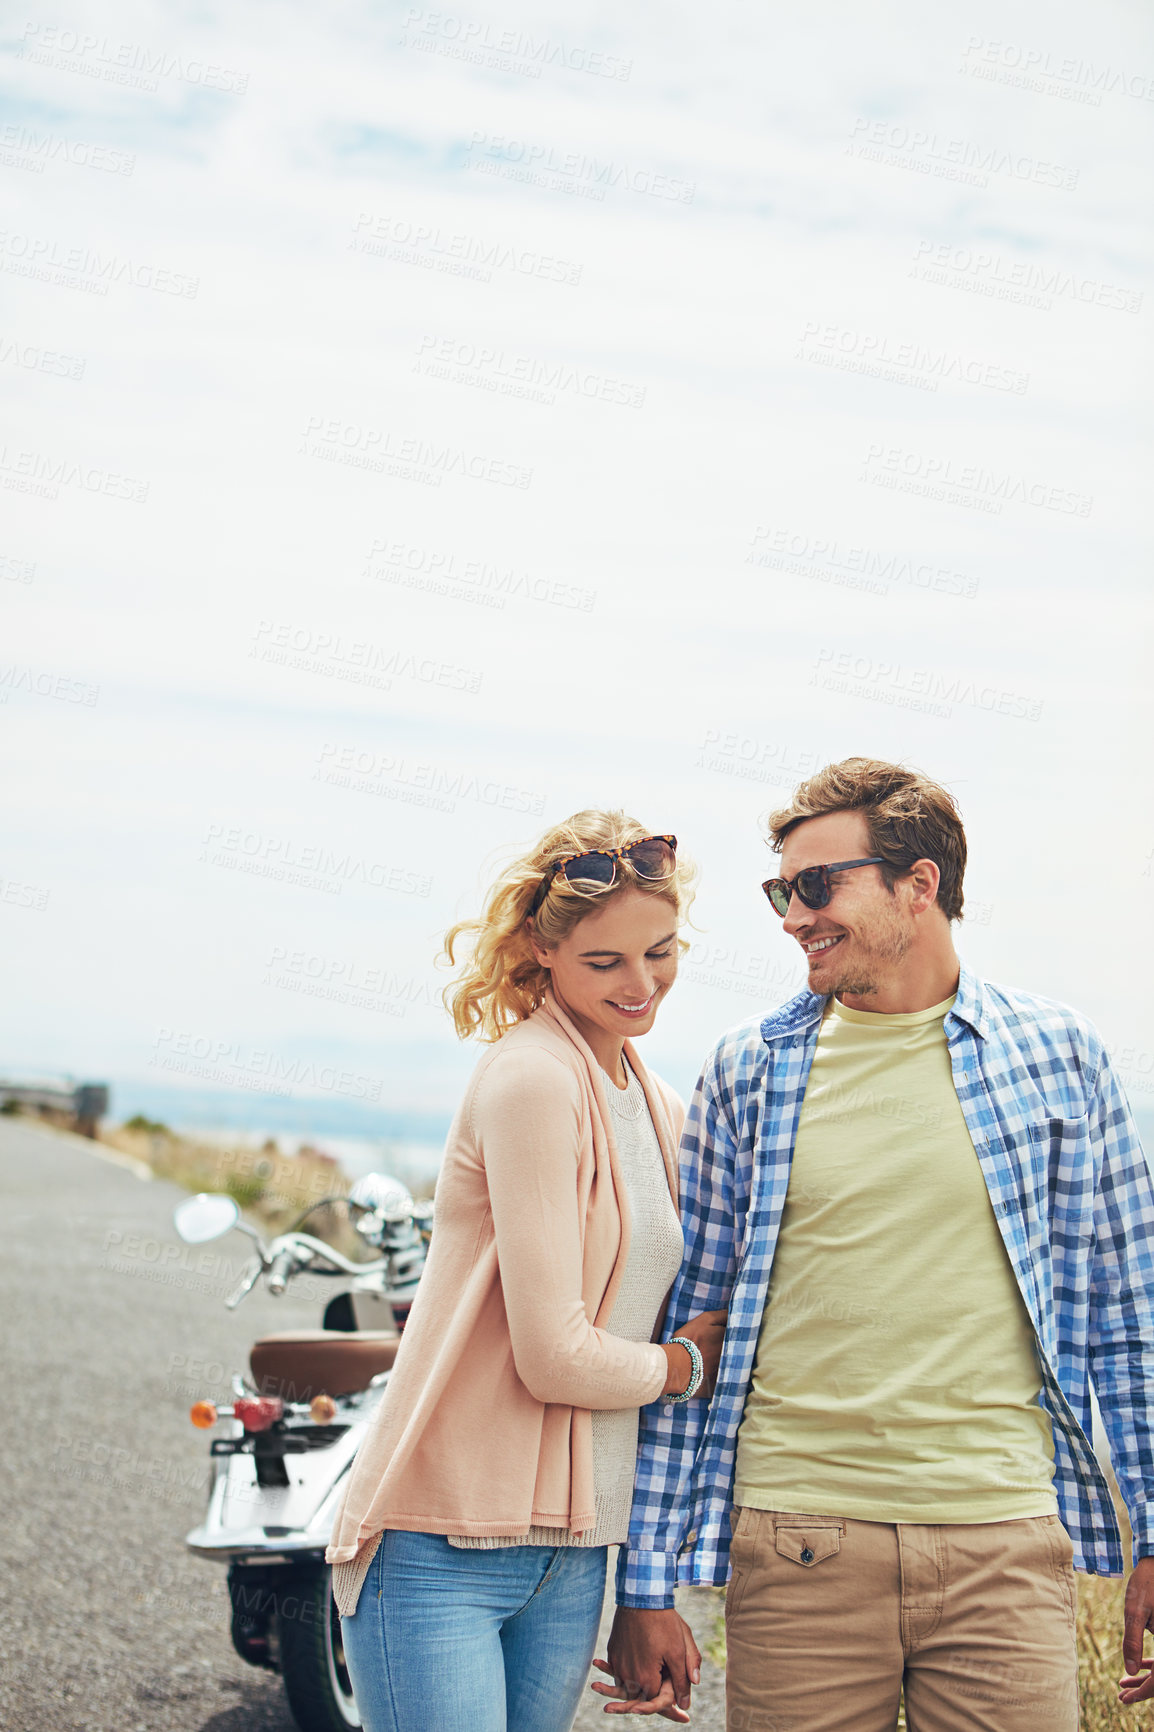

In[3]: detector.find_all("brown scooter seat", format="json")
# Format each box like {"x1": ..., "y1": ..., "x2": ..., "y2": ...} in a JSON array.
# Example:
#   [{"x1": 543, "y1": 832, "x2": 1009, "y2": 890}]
[{"x1": 250, "y1": 1330, "x2": 401, "y2": 1402}]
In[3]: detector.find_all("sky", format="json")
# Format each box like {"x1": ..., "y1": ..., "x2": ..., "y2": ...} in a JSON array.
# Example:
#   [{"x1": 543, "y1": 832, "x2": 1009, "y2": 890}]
[{"x1": 1, "y1": 0, "x2": 1152, "y2": 1152}]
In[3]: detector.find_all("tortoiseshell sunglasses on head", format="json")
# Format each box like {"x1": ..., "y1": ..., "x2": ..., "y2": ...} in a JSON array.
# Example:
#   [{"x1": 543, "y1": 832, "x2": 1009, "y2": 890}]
[
  {"x1": 530, "y1": 835, "x2": 677, "y2": 915},
  {"x1": 762, "y1": 856, "x2": 884, "y2": 918}
]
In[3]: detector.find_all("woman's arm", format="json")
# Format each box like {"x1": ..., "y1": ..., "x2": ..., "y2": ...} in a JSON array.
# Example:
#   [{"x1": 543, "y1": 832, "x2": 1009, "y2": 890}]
[{"x1": 475, "y1": 1045, "x2": 680, "y2": 1410}]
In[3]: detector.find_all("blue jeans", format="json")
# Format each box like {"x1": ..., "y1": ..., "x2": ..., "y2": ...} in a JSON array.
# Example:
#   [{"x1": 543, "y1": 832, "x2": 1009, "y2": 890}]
[{"x1": 339, "y1": 1530, "x2": 609, "y2": 1732}]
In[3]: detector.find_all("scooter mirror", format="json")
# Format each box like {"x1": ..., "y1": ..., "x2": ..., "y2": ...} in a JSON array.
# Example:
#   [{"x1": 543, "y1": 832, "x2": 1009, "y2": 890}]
[{"x1": 174, "y1": 1192, "x2": 240, "y2": 1244}]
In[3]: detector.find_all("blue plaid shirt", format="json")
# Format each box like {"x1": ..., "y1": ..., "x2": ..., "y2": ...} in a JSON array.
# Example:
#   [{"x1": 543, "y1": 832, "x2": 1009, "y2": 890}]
[{"x1": 618, "y1": 964, "x2": 1154, "y2": 1606}]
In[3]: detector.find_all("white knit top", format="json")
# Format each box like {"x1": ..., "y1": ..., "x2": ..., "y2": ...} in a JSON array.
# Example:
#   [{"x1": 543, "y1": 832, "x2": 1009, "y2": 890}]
[{"x1": 448, "y1": 1059, "x2": 684, "y2": 1549}]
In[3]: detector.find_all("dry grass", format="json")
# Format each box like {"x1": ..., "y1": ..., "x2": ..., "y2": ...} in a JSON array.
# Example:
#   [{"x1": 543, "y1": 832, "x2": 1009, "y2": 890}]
[
  {"x1": 1077, "y1": 1573, "x2": 1136, "y2": 1729},
  {"x1": 101, "y1": 1121, "x2": 357, "y2": 1243}
]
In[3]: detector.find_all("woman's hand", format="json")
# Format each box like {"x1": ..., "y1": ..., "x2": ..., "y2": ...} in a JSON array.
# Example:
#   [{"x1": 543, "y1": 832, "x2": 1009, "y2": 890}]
[{"x1": 659, "y1": 1308, "x2": 726, "y2": 1398}]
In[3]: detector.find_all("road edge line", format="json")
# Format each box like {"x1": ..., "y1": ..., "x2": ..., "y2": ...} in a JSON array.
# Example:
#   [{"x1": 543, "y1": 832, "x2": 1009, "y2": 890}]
[{"x1": 17, "y1": 1118, "x2": 153, "y2": 1181}]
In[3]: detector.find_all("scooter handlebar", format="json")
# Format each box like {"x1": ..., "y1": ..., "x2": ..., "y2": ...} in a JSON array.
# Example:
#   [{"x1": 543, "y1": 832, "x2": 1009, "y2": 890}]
[
  {"x1": 275, "y1": 1231, "x2": 389, "y2": 1279},
  {"x1": 225, "y1": 1261, "x2": 262, "y2": 1310},
  {"x1": 266, "y1": 1249, "x2": 296, "y2": 1296},
  {"x1": 253, "y1": 1231, "x2": 392, "y2": 1299}
]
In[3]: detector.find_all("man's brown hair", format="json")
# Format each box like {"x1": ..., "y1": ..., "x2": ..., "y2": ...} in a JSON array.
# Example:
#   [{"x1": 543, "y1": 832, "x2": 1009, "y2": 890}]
[{"x1": 766, "y1": 757, "x2": 967, "y2": 921}]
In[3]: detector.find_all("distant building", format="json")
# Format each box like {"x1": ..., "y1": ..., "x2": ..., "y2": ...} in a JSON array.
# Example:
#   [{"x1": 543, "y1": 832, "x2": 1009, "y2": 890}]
[{"x1": 0, "y1": 1075, "x2": 110, "y2": 1138}]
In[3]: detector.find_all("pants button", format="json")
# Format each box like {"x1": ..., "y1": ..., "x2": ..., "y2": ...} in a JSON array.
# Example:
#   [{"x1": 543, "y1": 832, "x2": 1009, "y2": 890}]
[{"x1": 800, "y1": 1546, "x2": 814, "y2": 1564}]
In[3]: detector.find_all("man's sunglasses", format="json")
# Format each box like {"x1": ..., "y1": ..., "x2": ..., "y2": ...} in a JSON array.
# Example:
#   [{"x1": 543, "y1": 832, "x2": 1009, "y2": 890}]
[
  {"x1": 762, "y1": 856, "x2": 884, "y2": 918},
  {"x1": 530, "y1": 836, "x2": 677, "y2": 915}
]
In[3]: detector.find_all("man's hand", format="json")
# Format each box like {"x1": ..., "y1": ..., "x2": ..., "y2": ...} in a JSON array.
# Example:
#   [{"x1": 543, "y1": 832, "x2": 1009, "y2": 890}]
[
  {"x1": 673, "y1": 1308, "x2": 727, "y2": 1397},
  {"x1": 1119, "y1": 1556, "x2": 1154, "y2": 1703},
  {"x1": 591, "y1": 1606, "x2": 700, "y2": 1719}
]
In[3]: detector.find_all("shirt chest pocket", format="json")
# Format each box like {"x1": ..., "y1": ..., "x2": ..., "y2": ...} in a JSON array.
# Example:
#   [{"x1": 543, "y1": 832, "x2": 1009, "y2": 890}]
[
  {"x1": 1023, "y1": 1117, "x2": 1096, "y2": 1228},
  {"x1": 994, "y1": 1118, "x2": 1091, "y2": 1224}
]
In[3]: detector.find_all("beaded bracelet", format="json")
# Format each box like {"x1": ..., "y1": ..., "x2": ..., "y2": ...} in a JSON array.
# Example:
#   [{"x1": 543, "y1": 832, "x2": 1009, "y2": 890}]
[{"x1": 666, "y1": 1335, "x2": 704, "y2": 1403}]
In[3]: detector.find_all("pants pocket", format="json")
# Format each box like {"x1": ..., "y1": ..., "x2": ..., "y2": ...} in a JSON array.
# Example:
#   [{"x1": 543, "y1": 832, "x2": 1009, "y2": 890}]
[
  {"x1": 1042, "y1": 1516, "x2": 1077, "y2": 1629},
  {"x1": 772, "y1": 1518, "x2": 843, "y2": 1568},
  {"x1": 726, "y1": 1507, "x2": 757, "y2": 1620}
]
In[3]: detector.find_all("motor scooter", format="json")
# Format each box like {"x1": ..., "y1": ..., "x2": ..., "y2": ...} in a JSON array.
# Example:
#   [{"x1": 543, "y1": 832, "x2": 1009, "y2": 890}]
[{"x1": 173, "y1": 1174, "x2": 432, "y2": 1732}]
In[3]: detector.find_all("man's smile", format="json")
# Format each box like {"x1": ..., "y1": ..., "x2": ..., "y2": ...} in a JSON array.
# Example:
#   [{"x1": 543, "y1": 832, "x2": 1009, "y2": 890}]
[{"x1": 803, "y1": 934, "x2": 845, "y2": 957}]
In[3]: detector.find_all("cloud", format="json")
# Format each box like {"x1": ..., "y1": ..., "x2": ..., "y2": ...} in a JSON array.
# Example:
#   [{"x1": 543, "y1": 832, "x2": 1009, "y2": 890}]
[{"x1": 0, "y1": 0, "x2": 1150, "y2": 1144}]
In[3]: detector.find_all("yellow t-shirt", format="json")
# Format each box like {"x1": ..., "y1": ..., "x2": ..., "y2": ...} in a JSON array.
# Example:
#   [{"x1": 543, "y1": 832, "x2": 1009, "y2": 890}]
[{"x1": 734, "y1": 993, "x2": 1057, "y2": 1522}]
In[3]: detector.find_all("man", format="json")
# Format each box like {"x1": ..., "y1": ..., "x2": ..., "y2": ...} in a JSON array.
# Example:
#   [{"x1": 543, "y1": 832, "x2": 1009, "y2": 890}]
[{"x1": 595, "y1": 758, "x2": 1154, "y2": 1729}]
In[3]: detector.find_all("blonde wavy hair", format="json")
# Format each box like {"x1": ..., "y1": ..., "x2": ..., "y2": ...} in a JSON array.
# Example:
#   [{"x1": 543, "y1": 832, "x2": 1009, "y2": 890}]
[{"x1": 442, "y1": 810, "x2": 697, "y2": 1042}]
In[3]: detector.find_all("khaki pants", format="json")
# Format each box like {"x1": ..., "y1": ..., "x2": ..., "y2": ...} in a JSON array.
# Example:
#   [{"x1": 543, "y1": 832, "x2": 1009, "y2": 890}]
[{"x1": 724, "y1": 1508, "x2": 1079, "y2": 1732}]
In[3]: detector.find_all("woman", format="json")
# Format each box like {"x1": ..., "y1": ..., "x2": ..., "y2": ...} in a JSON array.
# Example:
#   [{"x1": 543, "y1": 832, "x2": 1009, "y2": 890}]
[{"x1": 327, "y1": 810, "x2": 725, "y2": 1732}]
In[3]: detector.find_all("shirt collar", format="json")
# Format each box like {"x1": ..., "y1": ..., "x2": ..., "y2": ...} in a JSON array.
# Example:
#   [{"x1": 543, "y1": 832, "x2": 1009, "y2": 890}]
[
  {"x1": 759, "y1": 988, "x2": 826, "y2": 1042},
  {"x1": 759, "y1": 957, "x2": 989, "y2": 1044},
  {"x1": 947, "y1": 960, "x2": 989, "y2": 1038}
]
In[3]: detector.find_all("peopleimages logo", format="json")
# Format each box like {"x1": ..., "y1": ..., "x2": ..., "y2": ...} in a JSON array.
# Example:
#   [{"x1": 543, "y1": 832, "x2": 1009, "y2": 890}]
[
  {"x1": 794, "y1": 322, "x2": 1028, "y2": 395},
  {"x1": 20, "y1": 23, "x2": 249, "y2": 93},
  {"x1": 0, "y1": 443, "x2": 148, "y2": 503},
  {"x1": 313, "y1": 741, "x2": 547, "y2": 817},
  {"x1": 0, "y1": 553, "x2": 36, "y2": 583},
  {"x1": 364, "y1": 539, "x2": 596, "y2": 612},
  {"x1": 465, "y1": 132, "x2": 696, "y2": 203},
  {"x1": 414, "y1": 333, "x2": 647, "y2": 408},
  {"x1": 148, "y1": 1027, "x2": 383, "y2": 1101},
  {"x1": 0, "y1": 335, "x2": 86, "y2": 380},
  {"x1": 350, "y1": 212, "x2": 583, "y2": 286},
  {"x1": 401, "y1": 9, "x2": 632, "y2": 81},
  {"x1": 299, "y1": 416, "x2": 532, "y2": 490},
  {"x1": 859, "y1": 444, "x2": 1092, "y2": 518},
  {"x1": 694, "y1": 730, "x2": 819, "y2": 789},
  {"x1": 0, "y1": 229, "x2": 199, "y2": 297},
  {"x1": 747, "y1": 527, "x2": 978, "y2": 600},
  {"x1": 249, "y1": 619, "x2": 484, "y2": 695},
  {"x1": 263, "y1": 945, "x2": 442, "y2": 1018},
  {"x1": 811, "y1": 648, "x2": 1044, "y2": 723},
  {"x1": 0, "y1": 663, "x2": 100, "y2": 705},
  {"x1": 0, "y1": 873, "x2": 50, "y2": 911},
  {"x1": 0, "y1": 124, "x2": 135, "y2": 175},
  {"x1": 846, "y1": 118, "x2": 1079, "y2": 190},
  {"x1": 909, "y1": 241, "x2": 1143, "y2": 314},
  {"x1": 199, "y1": 823, "x2": 432, "y2": 898},
  {"x1": 959, "y1": 36, "x2": 1154, "y2": 104}
]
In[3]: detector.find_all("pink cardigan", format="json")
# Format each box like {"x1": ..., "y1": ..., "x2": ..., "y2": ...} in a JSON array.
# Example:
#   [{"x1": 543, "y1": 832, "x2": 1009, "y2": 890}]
[{"x1": 325, "y1": 993, "x2": 684, "y2": 1607}]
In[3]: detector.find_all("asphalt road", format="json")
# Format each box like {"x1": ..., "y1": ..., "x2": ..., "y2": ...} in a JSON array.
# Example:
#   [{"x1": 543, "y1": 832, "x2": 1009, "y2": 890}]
[{"x1": 0, "y1": 1118, "x2": 727, "y2": 1732}]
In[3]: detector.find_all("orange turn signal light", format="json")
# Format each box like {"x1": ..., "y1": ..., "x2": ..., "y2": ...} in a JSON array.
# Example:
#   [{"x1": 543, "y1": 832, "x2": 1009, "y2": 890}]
[
  {"x1": 190, "y1": 1400, "x2": 218, "y2": 1429},
  {"x1": 309, "y1": 1394, "x2": 337, "y2": 1424}
]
